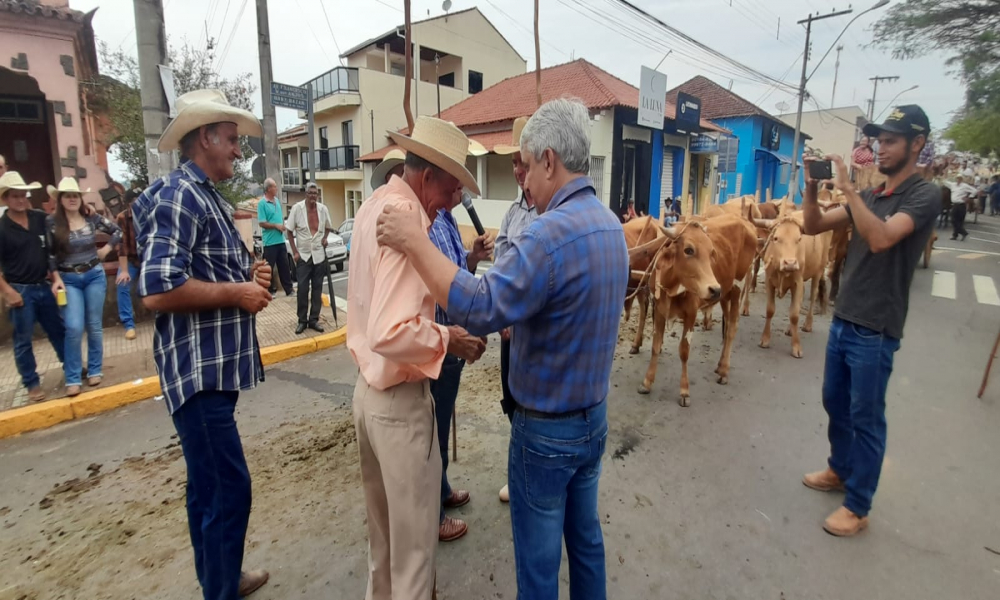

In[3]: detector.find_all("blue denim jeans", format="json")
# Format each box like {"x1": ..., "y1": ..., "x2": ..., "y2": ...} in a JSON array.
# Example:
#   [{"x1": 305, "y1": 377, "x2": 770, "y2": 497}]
[
  {"x1": 509, "y1": 400, "x2": 608, "y2": 600},
  {"x1": 116, "y1": 262, "x2": 140, "y2": 330},
  {"x1": 60, "y1": 265, "x2": 107, "y2": 386},
  {"x1": 9, "y1": 283, "x2": 66, "y2": 389},
  {"x1": 432, "y1": 354, "x2": 465, "y2": 523},
  {"x1": 172, "y1": 390, "x2": 252, "y2": 600},
  {"x1": 822, "y1": 317, "x2": 900, "y2": 517}
]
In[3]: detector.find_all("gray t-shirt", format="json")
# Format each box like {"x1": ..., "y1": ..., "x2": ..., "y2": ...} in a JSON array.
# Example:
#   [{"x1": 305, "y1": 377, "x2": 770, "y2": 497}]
[{"x1": 836, "y1": 174, "x2": 942, "y2": 339}]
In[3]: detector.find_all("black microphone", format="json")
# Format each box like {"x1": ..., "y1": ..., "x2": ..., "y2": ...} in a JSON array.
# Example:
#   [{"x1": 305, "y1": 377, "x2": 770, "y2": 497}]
[{"x1": 461, "y1": 191, "x2": 486, "y2": 236}]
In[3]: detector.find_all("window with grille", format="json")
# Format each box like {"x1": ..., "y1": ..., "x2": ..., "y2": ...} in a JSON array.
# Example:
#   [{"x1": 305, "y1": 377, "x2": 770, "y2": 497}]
[{"x1": 590, "y1": 156, "x2": 605, "y2": 201}]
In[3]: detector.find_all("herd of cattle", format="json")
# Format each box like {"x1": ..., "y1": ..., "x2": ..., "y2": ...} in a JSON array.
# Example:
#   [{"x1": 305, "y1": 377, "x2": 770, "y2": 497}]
[{"x1": 621, "y1": 189, "x2": 937, "y2": 407}]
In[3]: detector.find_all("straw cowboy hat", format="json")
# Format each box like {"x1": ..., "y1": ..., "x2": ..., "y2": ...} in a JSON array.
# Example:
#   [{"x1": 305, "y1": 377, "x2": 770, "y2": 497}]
[
  {"x1": 494, "y1": 116, "x2": 530, "y2": 156},
  {"x1": 47, "y1": 177, "x2": 91, "y2": 200},
  {"x1": 370, "y1": 148, "x2": 407, "y2": 190},
  {"x1": 158, "y1": 89, "x2": 263, "y2": 152},
  {"x1": 388, "y1": 116, "x2": 480, "y2": 195},
  {"x1": 0, "y1": 171, "x2": 41, "y2": 198}
]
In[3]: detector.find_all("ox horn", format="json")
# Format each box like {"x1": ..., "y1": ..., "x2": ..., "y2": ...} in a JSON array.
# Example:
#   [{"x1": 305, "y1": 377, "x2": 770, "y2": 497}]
[
  {"x1": 753, "y1": 218, "x2": 775, "y2": 230},
  {"x1": 659, "y1": 225, "x2": 680, "y2": 239}
]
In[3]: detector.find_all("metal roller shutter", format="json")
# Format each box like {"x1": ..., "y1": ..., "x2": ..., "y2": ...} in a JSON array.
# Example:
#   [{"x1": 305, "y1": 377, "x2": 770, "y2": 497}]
[{"x1": 660, "y1": 152, "x2": 674, "y2": 216}]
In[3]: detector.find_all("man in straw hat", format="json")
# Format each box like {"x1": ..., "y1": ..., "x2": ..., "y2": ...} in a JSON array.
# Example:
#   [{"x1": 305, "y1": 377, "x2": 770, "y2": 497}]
[
  {"x1": 346, "y1": 115, "x2": 487, "y2": 599},
  {"x1": 376, "y1": 98, "x2": 629, "y2": 598},
  {"x1": 132, "y1": 89, "x2": 272, "y2": 599},
  {"x1": 491, "y1": 115, "x2": 538, "y2": 503},
  {"x1": 370, "y1": 147, "x2": 406, "y2": 191},
  {"x1": 0, "y1": 171, "x2": 67, "y2": 403}
]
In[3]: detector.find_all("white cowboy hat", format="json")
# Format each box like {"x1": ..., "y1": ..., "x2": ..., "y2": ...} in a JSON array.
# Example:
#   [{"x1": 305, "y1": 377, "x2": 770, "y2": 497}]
[
  {"x1": 0, "y1": 171, "x2": 42, "y2": 198},
  {"x1": 494, "y1": 116, "x2": 530, "y2": 156},
  {"x1": 388, "y1": 117, "x2": 480, "y2": 195},
  {"x1": 158, "y1": 89, "x2": 262, "y2": 152},
  {"x1": 47, "y1": 177, "x2": 91, "y2": 199},
  {"x1": 370, "y1": 148, "x2": 406, "y2": 190}
]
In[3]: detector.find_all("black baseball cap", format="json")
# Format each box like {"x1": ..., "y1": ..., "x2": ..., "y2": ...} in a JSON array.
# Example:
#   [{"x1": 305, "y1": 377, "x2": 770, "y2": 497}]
[{"x1": 863, "y1": 104, "x2": 930, "y2": 139}]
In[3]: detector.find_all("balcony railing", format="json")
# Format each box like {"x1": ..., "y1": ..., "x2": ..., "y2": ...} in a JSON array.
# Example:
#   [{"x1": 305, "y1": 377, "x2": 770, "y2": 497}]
[
  {"x1": 304, "y1": 67, "x2": 360, "y2": 102},
  {"x1": 281, "y1": 168, "x2": 302, "y2": 187},
  {"x1": 315, "y1": 145, "x2": 360, "y2": 172}
]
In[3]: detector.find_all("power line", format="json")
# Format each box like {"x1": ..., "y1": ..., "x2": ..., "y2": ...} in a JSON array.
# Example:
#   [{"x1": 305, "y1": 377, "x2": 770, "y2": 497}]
[
  {"x1": 215, "y1": 0, "x2": 250, "y2": 71},
  {"x1": 484, "y1": 0, "x2": 571, "y2": 59},
  {"x1": 215, "y1": 0, "x2": 234, "y2": 49},
  {"x1": 720, "y1": 0, "x2": 798, "y2": 48},
  {"x1": 317, "y1": 0, "x2": 345, "y2": 65},
  {"x1": 292, "y1": 0, "x2": 334, "y2": 65}
]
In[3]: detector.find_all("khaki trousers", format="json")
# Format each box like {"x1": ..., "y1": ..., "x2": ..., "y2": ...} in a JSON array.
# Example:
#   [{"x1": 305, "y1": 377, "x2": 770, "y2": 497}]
[{"x1": 353, "y1": 374, "x2": 441, "y2": 600}]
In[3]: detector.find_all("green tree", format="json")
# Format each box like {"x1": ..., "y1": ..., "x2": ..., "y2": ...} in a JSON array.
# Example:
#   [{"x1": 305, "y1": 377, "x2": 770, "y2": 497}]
[
  {"x1": 871, "y1": 0, "x2": 1000, "y2": 154},
  {"x1": 93, "y1": 41, "x2": 259, "y2": 204}
]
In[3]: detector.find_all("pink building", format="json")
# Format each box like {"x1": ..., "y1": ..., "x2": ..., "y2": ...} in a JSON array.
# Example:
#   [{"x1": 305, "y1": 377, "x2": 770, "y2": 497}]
[{"x1": 0, "y1": 0, "x2": 115, "y2": 213}]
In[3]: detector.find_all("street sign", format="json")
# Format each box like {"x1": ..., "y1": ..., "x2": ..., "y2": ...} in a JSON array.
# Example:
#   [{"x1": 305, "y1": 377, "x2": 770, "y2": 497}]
[
  {"x1": 638, "y1": 66, "x2": 668, "y2": 129},
  {"x1": 675, "y1": 92, "x2": 701, "y2": 134},
  {"x1": 690, "y1": 134, "x2": 719, "y2": 154},
  {"x1": 271, "y1": 82, "x2": 309, "y2": 111}
]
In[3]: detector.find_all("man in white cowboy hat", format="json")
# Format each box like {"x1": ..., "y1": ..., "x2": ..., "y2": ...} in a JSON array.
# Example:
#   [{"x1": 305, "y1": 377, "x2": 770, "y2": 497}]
[
  {"x1": 132, "y1": 89, "x2": 272, "y2": 600},
  {"x1": 376, "y1": 98, "x2": 629, "y2": 599},
  {"x1": 370, "y1": 147, "x2": 406, "y2": 191},
  {"x1": 491, "y1": 115, "x2": 538, "y2": 503},
  {"x1": 346, "y1": 115, "x2": 487, "y2": 600},
  {"x1": 0, "y1": 171, "x2": 67, "y2": 403}
]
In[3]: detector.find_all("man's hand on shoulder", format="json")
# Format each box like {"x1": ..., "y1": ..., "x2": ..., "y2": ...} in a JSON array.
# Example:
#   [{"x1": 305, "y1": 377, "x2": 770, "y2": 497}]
[
  {"x1": 377, "y1": 203, "x2": 424, "y2": 254},
  {"x1": 447, "y1": 325, "x2": 487, "y2": 364}
]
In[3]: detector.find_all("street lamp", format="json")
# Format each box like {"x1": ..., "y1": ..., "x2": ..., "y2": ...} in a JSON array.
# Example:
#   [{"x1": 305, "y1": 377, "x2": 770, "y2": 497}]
[
  {"x1": 788, "y1": 0, "x2": 890, "y2": 200},
  {"x1": 874, "y1": 85, "x2": 920, "y2": 121}
]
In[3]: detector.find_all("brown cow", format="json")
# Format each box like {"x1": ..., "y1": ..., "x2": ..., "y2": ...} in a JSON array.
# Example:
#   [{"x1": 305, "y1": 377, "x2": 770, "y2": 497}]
[
  {"x1": 623, "y1": 216, "x2": 668, "y2": 351},
  {"x1": 754, "y1": 213, "x2": 833, "y2": 358},
  {"x1": 635, "y1": 214, "x2": 757, "y2": 406}
]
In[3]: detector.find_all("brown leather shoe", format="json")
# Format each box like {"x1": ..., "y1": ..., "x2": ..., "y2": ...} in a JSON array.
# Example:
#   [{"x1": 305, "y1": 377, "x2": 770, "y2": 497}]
[
  {"x1": 803, "y1": 467, "x2": 845, "y2": 492},
  {"x1": 124, "y1": 328, "x2": 137, "y2": 340},
  {"x1": 443, "y1": 489, "x2": 471, "y2": 509},
  {"x1": 238, "y1": 569, "x2": 269, "y2": 597},
  {"x1": 27, "y1": 387, "x2": 46, "y2": 402},
  {"x1": 87, "y1": 376, "x2": 102, "y2": 387},
  {"x1": 823, "y1": 506, "x2": 869, "y2": 537},
  {"x1": 439, "y1": 516, "x2": 468, "y2": 542},
  {"x1": 66, "y1": 385, "x2": 81, "y2": 397}
]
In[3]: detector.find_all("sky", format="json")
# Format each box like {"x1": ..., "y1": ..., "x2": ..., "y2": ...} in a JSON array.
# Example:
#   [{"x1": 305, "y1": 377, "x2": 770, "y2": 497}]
[{"x1": 74, "y1": 0, "x2": 964, "y2": 180}]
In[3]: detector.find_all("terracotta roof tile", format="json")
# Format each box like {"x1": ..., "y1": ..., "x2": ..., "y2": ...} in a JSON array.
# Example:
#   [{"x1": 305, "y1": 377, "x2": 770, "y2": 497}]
[
  {"x1": 0, "y1": 0, "x2": 85, "y2": 22},
  {"x1": 665, "y1": 75, "x2": 773, "y2": 120}
]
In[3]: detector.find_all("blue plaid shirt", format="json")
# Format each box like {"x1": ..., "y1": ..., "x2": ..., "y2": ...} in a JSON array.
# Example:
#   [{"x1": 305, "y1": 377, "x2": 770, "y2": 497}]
[
  {"x1": 428, "y1": 208, "x2": 470, "y2": 325},
  {"x1": 447, "y1": 177, "x2": 628, "y2": 413},
  {"x1": 134, "y1": 160, "x2": 263, "y2": 414}
]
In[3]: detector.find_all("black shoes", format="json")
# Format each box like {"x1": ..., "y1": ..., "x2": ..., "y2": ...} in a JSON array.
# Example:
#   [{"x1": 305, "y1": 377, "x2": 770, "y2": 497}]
[
  {"x1": 308, "y1": 322, "x2": 325, "y2": 333},
  {"x1": 295, "y1": 323, "x2": 307, "y2": 334}
]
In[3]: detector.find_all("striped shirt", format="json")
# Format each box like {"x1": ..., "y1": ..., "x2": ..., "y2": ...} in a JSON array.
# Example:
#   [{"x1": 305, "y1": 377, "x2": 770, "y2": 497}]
[
  {"x1": 447, "y1": 177, "x2": 629, "y2": 413},
  {"x1": 494, "y1": 193, "x2": 538, "y2": 261},
  {"x1": 133, "y1": 159, "x2": 263, "y2": 414},
  {"x1": 428, "y1": 208, "x2": 470, "y2": 325}
]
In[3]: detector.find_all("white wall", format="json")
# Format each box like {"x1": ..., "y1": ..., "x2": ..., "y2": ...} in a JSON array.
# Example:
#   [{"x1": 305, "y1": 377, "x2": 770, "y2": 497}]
[
  {"x1": 778, "y1": 107, "x2": 865, "y2": 160},
  {"x1": 590, "y1": 112, "x2": 615, "y2": 206}
]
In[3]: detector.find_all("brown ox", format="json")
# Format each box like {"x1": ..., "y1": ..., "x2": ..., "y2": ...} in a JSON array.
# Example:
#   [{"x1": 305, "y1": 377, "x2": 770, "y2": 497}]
[
  {"x1": 817, "y1": 188, "x2": 852, "y2": 303},
  {"x1": 623, "y1": 216, "x2": 668, "y2": 341},
  {"x1": 634, "y1": 214, "x2": 757, "y2": 406},
  {"x1": 754, "y1": 213, "x2": 833, "y2": 358}
]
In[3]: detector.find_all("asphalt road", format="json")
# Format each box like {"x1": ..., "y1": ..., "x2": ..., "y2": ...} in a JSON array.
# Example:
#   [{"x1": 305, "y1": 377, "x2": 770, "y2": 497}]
[{"x1": 2, "y1": 219, "x2": 1000, "y2": 599}]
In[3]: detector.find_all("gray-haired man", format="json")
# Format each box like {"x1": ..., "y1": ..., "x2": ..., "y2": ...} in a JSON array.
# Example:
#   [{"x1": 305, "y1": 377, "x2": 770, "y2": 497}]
[
  {"x1": 257, "y1": 178, "x2": 293, "y2": 296},
  {"x1": 286, "y1": 182, "x2": 334, "y2": 334}
]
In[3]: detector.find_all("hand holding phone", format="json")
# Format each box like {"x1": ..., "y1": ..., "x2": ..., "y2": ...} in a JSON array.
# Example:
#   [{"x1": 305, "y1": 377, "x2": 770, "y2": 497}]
[{"x1": 808, "y1": 160, "x2": 833, "y2": 181}]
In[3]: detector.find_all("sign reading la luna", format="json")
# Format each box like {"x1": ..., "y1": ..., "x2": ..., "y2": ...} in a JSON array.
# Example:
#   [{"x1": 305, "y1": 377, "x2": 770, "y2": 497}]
[{"x1": 638, "y1": 66, "x2": 668, "y2": 129}]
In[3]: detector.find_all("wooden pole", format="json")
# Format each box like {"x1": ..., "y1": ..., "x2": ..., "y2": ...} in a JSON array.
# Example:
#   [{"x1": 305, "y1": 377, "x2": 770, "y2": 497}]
[
  {"x1": 978, "y1": 327, "x2": 1000, "y2": 398},
  {"x1": 403, "y1": 0, "x2": 414, "y2": 132},
  {"x1": 534, "y1": 0, "x2": 541, "y2": 108}
]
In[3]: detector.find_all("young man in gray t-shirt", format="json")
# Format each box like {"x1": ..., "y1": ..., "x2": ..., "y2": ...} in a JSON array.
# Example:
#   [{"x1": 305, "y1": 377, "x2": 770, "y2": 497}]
[{"x1": 799, "y1": 105, "x2": 942, "y2": 537}]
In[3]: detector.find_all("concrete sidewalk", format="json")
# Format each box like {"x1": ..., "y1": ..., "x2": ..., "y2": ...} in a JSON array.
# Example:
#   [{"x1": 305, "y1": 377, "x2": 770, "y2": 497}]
[{"x1": 0, "y1": 293, "x2": 344, "y2": 412}]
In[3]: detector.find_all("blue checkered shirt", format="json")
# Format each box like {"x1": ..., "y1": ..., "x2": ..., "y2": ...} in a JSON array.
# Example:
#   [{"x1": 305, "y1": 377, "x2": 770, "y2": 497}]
[
  {"x1": 133, "y1": 160, "x2": 263, "y2": 414},
  {"x1": 428, "y1": 208, "x2": 470, "y2": 325},
  {"x1": 447, "y1": 177, "x2": 628, "y2": 413}
]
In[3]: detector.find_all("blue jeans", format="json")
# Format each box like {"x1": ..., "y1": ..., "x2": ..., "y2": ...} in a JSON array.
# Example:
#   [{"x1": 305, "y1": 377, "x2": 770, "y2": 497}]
[
  {"x1": 60, "y1": 265, "x2": 107, "y2": 386},
  {"x1": 116, "y1": 262, "x2": 140, "y2": 330},
  {"x1": 432, "y1": 354, "x2": 465, "y2": 523},
  {"x1": 822, "y1": 317, "x2": 900, "y2": 517},
  {"x1": 172, "y1": 390, "x2": 252, "y2": 600},
  {"x1": 9, "y1": 283, "x2": 66, "y2": 389},
  {"x1": 509, "y1": 400, "x2": 608, "y2": 600}
]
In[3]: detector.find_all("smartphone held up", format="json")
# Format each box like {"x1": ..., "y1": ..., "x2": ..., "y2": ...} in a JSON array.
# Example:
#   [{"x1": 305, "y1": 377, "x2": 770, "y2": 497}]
[{"x1": 808, "y1": 160, "x2": 833, "y2": 182}]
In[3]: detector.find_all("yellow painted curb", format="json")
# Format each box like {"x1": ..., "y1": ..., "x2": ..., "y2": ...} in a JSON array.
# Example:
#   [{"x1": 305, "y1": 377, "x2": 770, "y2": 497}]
[
  {"x1": 314, "y1": 327, "x2": 347, "y2": 350},
  {"x1": 0, "y1": 399, "x2": 75, "y2": 439},
  {"x1": 0, "y1": 330, "x2": 349, "y2": 440}
]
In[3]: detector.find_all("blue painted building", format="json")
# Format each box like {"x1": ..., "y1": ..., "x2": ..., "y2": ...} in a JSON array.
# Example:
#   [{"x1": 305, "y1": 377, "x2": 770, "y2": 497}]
[{"x1": 666, "y1": 76, "x2": 810, "y2": 204}]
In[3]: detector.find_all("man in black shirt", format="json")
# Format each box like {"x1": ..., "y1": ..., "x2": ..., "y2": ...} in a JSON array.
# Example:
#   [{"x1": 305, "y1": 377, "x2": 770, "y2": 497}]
[
  {"x1": 0, "y1": 172, "x2": 66, "y2": 402},
  {"x1": 800, "y1": 106, "x2": 941, "y2": 537}
]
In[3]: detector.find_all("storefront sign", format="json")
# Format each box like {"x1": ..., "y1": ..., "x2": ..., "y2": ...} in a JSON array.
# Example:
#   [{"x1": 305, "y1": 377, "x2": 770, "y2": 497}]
[
  {"x1": 761, "y1": 122, "x2": 781, "y2": 150},
  {"x1": 675, "y1": 92, "x2": 701, "y2": 134},
  {"x1": 638, "y1": 66, "x2": 668, "y2": 129},
  {"x1": 690, "y1": 134, "x2": 719, "y2": 154}
]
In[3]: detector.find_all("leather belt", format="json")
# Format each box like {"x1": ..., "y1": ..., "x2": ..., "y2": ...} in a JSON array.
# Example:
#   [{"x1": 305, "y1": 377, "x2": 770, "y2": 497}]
[
  {"x1": 515, "y1": 403, "x2": 592, "y2": 421},
  {"x1": 58, "y1": 258, "x2": 101, "y2": 274}
]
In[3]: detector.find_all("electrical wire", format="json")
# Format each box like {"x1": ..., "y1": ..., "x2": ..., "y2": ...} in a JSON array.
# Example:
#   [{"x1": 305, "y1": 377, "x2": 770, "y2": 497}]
[
  {"x1": 291, "y1": 0, "x2": 335, "y2": 65},
  {"x1": 215, "y1": 0, "x2": 250, "y2": 71},
  {"x1": 317, "y1": 0, "x2": 346, "y2": 65},
  {"x1": 484, "y1": 0, "x2": 571, "y2": 59}
]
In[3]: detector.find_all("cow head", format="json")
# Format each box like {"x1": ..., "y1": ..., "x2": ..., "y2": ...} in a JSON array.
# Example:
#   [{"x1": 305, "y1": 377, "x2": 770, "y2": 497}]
[
  {"x1": 756, "y1": 216, "x2": 805, "y2": 273},
  {"x1": 654, "y1": 222, "x2": 722, "y2": 302}
]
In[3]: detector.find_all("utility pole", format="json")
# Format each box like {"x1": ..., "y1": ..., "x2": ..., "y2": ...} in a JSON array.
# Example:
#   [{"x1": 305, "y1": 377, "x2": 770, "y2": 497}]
[
  {"x1": 789, "y1": 9, "x2": 852, "y2": 201},
  {"x1": 255, "y1": 0, "x2": 280, "y2": 182},
  {"x1": 868, "y1": 75, "x2": 899, "y2": 120},
  {"x1": 133, "y1": 0, "x2": 176, "y2": 182},
  {"x1": 830, "y1": 44, "x2": 843, "y2": 107}
]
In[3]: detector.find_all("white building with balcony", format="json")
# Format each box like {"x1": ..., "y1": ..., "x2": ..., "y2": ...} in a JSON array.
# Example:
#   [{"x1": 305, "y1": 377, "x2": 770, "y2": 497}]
[{"x1": 287, "y1": 7, "x2": 526, "y2": 225}]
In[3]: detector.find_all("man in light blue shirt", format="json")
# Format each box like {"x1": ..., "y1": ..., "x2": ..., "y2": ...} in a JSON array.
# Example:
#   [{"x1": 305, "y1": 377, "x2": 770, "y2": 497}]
[{"x1": 257, "y1": 178, "x2": 293, "y2": 295}]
